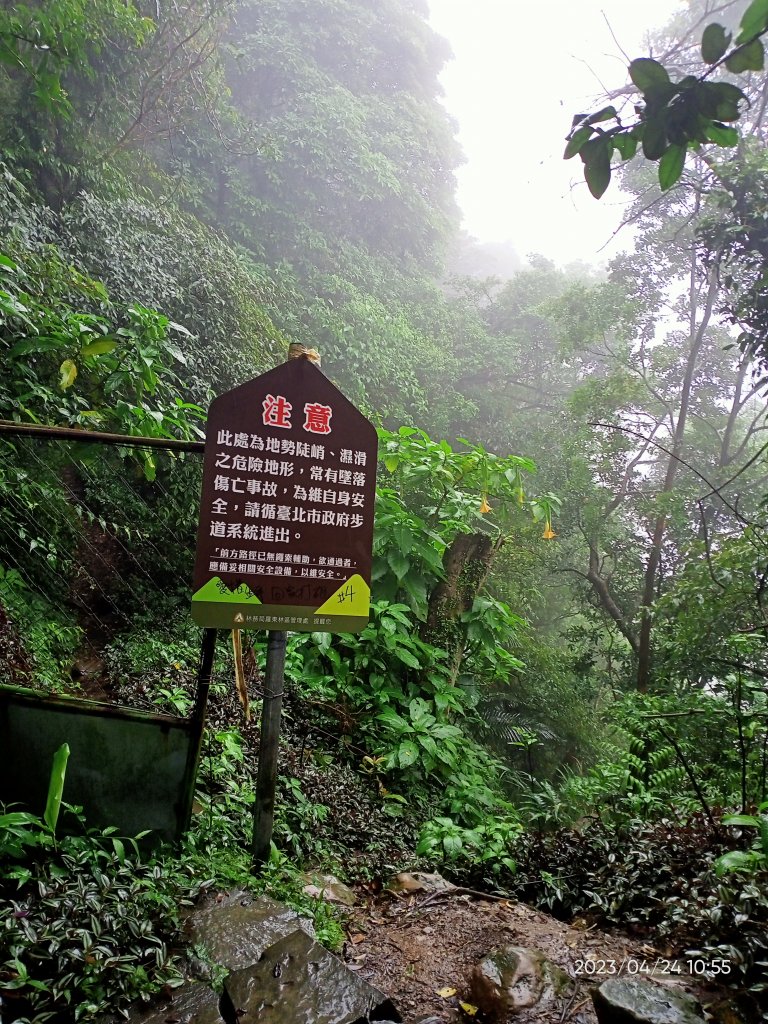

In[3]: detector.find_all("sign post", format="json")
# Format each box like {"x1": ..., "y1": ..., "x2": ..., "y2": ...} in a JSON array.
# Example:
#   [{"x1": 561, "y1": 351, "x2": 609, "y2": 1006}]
[
  {"x1": 190, "y1": 345, "x2": 377, "y2": 868},
  {"x1": 251, "y1": 629, "x2": 287, "y2": 867}
]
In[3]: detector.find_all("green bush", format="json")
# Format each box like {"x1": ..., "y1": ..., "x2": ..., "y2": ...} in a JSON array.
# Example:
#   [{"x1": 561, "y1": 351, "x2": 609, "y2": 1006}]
[
  {"x1": 0, "y1": 567, "x2": 81, "y2": 692},
  {"x1": 0, "y1": 811, "x2": 208, "y2": 1023}
]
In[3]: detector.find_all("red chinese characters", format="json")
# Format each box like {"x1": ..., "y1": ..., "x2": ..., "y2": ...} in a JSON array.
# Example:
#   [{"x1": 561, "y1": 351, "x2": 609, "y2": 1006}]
[
  {"x1": 261, "y1": 393, "x2": 333, "y2": 434},
  {"x1": 262, "y1": 394, "x2": 293, "y2": 429},
  {"x1": 303, "y1": 402, "x2": 333, "y2": 435}
]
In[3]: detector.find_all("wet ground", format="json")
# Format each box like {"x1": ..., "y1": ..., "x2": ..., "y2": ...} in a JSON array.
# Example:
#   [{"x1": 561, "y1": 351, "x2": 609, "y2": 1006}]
[{"x1": 342, "y1": 887, "x2": 731, "y2": 1023}]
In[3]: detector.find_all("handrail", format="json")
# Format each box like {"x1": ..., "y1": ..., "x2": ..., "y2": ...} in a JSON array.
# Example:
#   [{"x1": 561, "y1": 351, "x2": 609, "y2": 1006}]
[{"x1": 0, "y1": 419, "x2": 205, "y2": 453}]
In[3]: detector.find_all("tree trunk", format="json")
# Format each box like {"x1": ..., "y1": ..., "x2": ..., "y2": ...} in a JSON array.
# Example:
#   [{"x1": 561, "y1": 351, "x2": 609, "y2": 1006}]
[
  {"x1": 635, "y1": 241, "x2": 720, "y2": 692},
  {"x1": 586, "y1": 542, "x2": 640, "y2": 657},
  {"x1": 420, "y1": 531, "x2": 498, "y2": 684}
]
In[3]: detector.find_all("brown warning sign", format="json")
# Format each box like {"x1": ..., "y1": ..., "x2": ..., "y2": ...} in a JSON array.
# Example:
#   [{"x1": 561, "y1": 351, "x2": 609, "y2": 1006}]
[{"x1": 191, "y1": 359, "x2": 377, "y2": 632}]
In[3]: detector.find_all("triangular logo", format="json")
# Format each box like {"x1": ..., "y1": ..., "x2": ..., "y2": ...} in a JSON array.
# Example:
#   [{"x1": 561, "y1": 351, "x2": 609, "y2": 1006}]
[
  {"x1": 314, "y1": 574, "x2": 370, "y2": 617},
  {"x1": 234, "y1": 613, "x2": 245, "y2": 624}
]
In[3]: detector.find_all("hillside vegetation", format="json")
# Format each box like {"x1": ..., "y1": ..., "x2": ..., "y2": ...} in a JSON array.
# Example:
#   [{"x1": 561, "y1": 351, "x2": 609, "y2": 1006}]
[{"x1": 0, "y1": 2, "x2": 767, "y2": 1021}]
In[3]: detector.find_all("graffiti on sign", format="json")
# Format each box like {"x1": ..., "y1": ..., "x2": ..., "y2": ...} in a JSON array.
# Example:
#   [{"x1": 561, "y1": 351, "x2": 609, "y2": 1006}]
[{"x1": 191, "y1": 358, "x2": 377, "y2": 632}]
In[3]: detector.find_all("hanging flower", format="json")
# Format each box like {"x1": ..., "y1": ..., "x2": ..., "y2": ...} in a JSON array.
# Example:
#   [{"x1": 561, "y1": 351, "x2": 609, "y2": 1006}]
[
  {"x1": 479, "y1": 494, "x2": 492, "y2": 514},
  {"x1": 542, "y1": 524, "x2": 556, "y2": 540}
]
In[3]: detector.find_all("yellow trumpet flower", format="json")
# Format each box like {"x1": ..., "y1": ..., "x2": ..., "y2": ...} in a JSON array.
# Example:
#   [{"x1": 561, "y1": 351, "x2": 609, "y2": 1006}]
[
  {"x1": 479, "y1": 494, "x2": 492, "y2": 514},
  {"x1": 542, "y1": 525, "x2": 556, "y2": 540}
]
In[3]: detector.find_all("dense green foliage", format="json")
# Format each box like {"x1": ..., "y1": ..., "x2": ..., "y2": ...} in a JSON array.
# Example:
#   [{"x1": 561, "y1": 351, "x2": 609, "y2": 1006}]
[
  {"x1": 3, "y1": 0, "x2": 768, "y2": 1021},
  {"x1": 0, "y1": 810, "x2": 200, "y2": 1022}
]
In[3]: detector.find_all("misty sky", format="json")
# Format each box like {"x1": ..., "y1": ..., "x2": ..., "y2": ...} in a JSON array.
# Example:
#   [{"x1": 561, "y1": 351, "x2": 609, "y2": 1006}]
[{"x1": 427, "y1": 0, "x2": 685, "y2": 268}]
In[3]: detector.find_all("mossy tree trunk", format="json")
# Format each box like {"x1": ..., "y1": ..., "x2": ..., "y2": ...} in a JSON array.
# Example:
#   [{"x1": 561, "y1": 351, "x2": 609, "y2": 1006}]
[{"x1": 420, "y1": 531, "x2": 499, "y2": 685}]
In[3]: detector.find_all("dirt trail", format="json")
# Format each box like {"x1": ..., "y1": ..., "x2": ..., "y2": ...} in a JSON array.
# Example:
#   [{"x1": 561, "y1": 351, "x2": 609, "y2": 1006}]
[{"x1": 339, "y1": 888, "x2": 724, "y2": 1023}]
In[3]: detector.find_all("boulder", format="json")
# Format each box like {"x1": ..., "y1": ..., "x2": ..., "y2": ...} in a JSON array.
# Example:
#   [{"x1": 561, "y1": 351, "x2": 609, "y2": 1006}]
[
  {"x1": 221, "y1": 927, "x2": 400, "y2": 1024},
  {"x1": 301, "y1": 871, "x2": 358, "y2": 906},
  {"x1": 592, "y1": 978, "x2": 706, "y2": 1024},
  {"x1": 116, "y1": 981, "x2": 224, "y2": 1023},
  {"x1": 469, "y1": 945, "x2": 571, "y2": 1018},
  {"x1": 112, "y1": 893, "x2": 402, "y2": 1024},
  {"x1": 184, "y1": 891, "x2": 314, "y2": 972}
]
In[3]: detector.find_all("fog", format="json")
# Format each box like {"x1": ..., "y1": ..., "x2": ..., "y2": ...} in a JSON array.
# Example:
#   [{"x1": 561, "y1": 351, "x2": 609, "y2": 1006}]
[{"x1": 427, "y1": 0, "x2": 685, "y2": 266}]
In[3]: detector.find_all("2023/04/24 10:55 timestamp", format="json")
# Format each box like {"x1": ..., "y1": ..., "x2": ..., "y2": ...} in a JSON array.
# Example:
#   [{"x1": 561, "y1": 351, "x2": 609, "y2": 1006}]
[{"x1": 573, "y1": 958, "x2": 732, "y2": 977}]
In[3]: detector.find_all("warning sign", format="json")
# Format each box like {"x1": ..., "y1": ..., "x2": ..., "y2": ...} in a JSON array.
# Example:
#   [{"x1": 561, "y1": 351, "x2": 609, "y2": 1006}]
[{"x1": 191, "y1": 358, "x2": 377, "y2": 632}]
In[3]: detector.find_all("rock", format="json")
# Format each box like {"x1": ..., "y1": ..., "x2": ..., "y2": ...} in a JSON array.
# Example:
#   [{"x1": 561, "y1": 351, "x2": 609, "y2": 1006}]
[
  {"x1": 592, "y1": 978, "x2": 706, "y2": 1024},
  {"x1": 469, "y1": 946, "x2": 571, "y2": 1019},
  {"x1": 115, "y1": 981, "x2": 224, "y2": 1023},
  {"x1": 386, "y1": 871, "x2": 456, "y2": 894},
  {"x1": 184, "y1": 891, "x2": 315, "y2": 972},
  {"x1": 301, "y1": 871, "x2": 358, "y2": 906},
  {"x1": 221, "y1": 928, "x2": 400, "y2": 1024}
]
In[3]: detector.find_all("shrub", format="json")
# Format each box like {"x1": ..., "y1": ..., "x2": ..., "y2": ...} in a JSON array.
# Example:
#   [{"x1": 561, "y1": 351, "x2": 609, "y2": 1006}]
[{"x1": 0, "y1": 811, "x2": 208, "y2": 1023}]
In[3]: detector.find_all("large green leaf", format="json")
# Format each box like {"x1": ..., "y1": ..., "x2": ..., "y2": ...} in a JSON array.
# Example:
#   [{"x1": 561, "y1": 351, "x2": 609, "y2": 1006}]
[
  {"x1": 629, "y1": 58, "x2": 670, "y2": 92},
  {"x1": 586, "y1": 105, "x2": 617, "y2": 125},
  {"x1": 391, "y1": 523, "x2": 414, "y2": 554},
  {"x1": 701, "y1": 81, "x2": 747, "y2": 121},
  {"x1": 563, "y1": 125, "x2": 592, "y2": 160},
  {"x1": 704, "y1": 122, "x2": 739, "y2": 146},
  {"x1": 580, "y1": 138, "x2": 611, "y2": 199},
  {"x1": 726, "y1": 37, "x2": 765, "y2": 72},
  {"x1": 443, "y1": 834, "x2": 462, "y2": 856},
  {"x1": 642, "y1": 117, "x2": 667, "y2": 160},
  {"x1": 401, "y1": 572, "x2": 428, "y2": 613},
  {"x1": 431, "y1": 724, "x2": 463, "y2": 740},
  {"x1": 377, "y1": 708, "x2": 409, "y2": 731},
  {"x1": 701, "y1": 23, "x2": 731, "y2": 63},
  {"x1": 7, "y1": 337, "x2": 63, "y2": 356},
  {"x1": 418, "y1": 734, "x2": 438, "y2": 759},
  {"x1": 394, "y1": 645, "x2": 421, "y2": 670},
  {"x1": 386, "y1": 548, "x2": 410, "y2": 581},
  {"x1": 409, "y1": 697, "x2": 432, "y2": 725},
  {"x1": 736, "y1": 0, "x2": 768, "y2": 44},
  {"x1": 714, "y1": 850, "x2": 755, "y2": 876},
  {"x1": 44, "y1": 743, "x2": 70, "y2": 834},
  {"x1": 612, "y1": 133, "x2": 638, "y2": 160},
  {"x1": 584, "y1": 159, "x2": 610, "y2": 199},
  {"x1": 81, "y1": 338, "x2": 118, "y2": 356},
  {"x1": 658, "y1": 143, "x2": 686, "y2": 191},
  {"x1": 722, "y1": 813, "x2": 760, "y2": 826},
  {"x1": 398, "y1": 739, "x2": 419, "y2": 768}
]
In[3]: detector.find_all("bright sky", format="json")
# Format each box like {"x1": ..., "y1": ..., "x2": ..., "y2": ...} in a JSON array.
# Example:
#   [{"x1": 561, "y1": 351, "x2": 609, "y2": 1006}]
[{"x1": 427, "y1": 0, "x2": 685, "y2": 268}]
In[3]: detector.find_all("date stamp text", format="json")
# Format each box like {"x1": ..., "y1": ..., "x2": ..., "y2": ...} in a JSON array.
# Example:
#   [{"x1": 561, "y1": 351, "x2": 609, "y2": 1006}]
[{"x1": 574, "y1": 957, "x2": 732, "y2": 978}]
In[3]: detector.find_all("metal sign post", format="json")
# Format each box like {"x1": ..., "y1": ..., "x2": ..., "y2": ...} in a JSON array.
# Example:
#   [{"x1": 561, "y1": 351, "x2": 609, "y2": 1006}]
[
  {"x1": 189, "y1": 345, "x2": 377, "y2": 869},
  {"x1": 251, "y1": 629, "x2": 286, "y2": 867}
]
